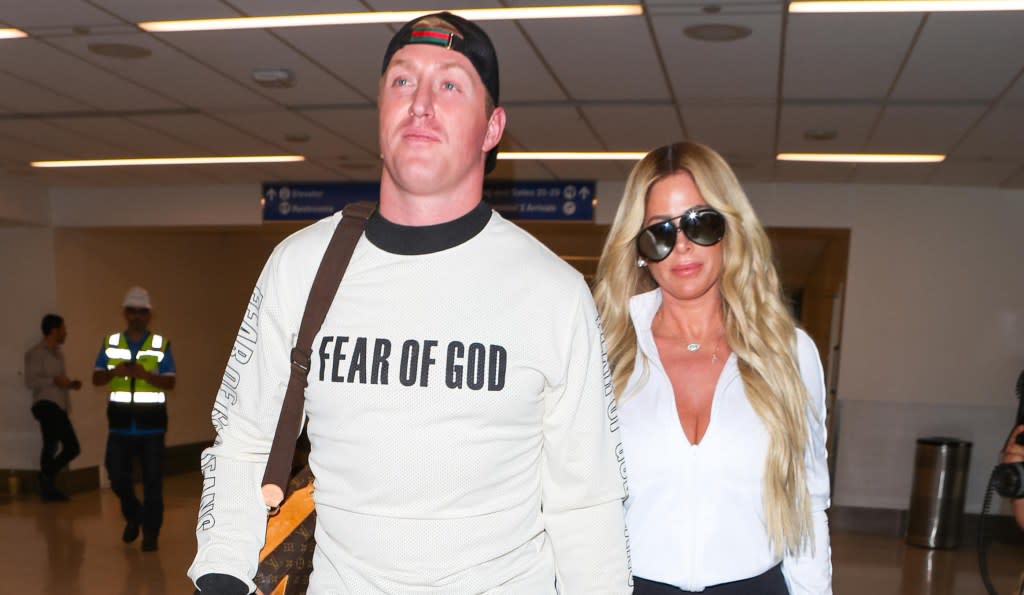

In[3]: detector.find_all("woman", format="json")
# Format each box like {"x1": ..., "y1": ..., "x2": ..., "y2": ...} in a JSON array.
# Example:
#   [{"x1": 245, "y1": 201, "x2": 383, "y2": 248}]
[{"x1": 593, "y1": 142, "x2": 832, "y2": 594}]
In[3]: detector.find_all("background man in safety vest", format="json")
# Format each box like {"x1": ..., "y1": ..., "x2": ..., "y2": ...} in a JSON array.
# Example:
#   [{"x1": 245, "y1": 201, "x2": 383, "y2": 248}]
[{"x1": 92, "y1": 285, "x2": 176, "y2": 552}]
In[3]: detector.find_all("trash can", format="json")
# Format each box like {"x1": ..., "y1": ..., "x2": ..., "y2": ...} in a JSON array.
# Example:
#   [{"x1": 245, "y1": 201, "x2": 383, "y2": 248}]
[{"x1": 906, "y1": 437, "x2": 972, "y2": 549}]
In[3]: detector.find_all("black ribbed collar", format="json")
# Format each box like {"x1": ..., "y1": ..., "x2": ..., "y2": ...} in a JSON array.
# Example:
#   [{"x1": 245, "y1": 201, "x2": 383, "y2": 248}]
[{"x1": 365, "y1": 202, "x2": 492, "y2": 255}]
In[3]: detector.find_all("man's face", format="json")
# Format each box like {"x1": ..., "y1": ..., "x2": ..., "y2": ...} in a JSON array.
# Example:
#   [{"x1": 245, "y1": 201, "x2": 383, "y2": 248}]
[
  {"x1": 54, "y1": 324, "x2": 67, "y2": 345},
  {"x1": 124, "y1": 307, "x2": 150, "y2": 333},
  {"x1": 378, "y1": 43, "x2": 504, "y2": 196}
]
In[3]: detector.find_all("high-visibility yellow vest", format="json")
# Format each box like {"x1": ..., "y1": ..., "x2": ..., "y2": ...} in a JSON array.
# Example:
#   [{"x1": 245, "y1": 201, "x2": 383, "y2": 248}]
[{"x1": 104, "y1": 332, "x2": 169, "y2": 430}]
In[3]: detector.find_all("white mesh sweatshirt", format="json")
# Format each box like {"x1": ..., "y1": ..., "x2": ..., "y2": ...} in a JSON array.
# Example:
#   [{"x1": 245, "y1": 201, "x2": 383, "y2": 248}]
[{"x1": 188, "y1": 204, "x2": 632, "y2": 595}]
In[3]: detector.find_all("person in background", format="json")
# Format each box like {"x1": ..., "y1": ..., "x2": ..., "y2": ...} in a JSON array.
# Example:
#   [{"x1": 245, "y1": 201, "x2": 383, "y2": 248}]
[
  {"x1": 188, "y1": 11, "x2": 630, "y2": 595},
  {"x1": 593, "y1": 141, "x2": 832, "y2": 594},
  {"x1": 92, "y1": 286, "x2": 176, "y2": 552},
  {"x1": 24, "y1": 313, "x2": 82, "y2": 502},
  {"x1": 1003, "y1": 424, "x2": 1024, "y2": 530}
]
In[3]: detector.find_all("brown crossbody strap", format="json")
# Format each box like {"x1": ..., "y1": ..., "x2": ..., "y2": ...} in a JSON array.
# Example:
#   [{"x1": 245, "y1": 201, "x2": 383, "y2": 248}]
[{"x1": 261, "y1": 200, "x2": 376, "y2": 508}]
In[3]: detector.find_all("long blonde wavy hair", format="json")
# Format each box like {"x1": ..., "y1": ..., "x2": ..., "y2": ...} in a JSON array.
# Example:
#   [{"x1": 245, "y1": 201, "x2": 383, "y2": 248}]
[{"x1": 593, "y1": 141, "x2": 815, "y2": 556}]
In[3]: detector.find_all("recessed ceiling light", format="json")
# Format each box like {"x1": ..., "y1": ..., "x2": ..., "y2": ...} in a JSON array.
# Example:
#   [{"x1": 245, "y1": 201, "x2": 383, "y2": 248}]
[
  {"x1": 803, "y1": 128, "x2": 839, "y2": 141},
  {"x1": 253, "y1": 68, "x2": 295, "y2": 88},
  {"x1": 31, "y1": 155, "x2": 306, "y2": 168},
  {"x1": 0, "y1": 28, "x2": 28, "y2": 40},
  {"x1": 776, "y1": 153, "x2": 945, "y2": 163},
  {"x1": 139, "y1": 5, "x2": 644, "y2": 32},
  {"x1": 499, "y1": 152, "x2": 646, "y2": 160},
  {"x1": 789, "y1": 1, "x2": 1024, "y2": 13},
  {"x1": 702, "y1": 4, "x2": 723, "y2": 14},
  {"x1": 683, "y1": 24, "x2": 752, "y2": 42},
  {"x1": 87, "y1": 42, "x2": 152, "y2": 59}
]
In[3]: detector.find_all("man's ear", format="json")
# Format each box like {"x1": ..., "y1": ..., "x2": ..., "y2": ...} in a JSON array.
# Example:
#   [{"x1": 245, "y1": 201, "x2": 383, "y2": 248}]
[{"x1": 482, "y1": 107, "x2": 506, "y2": 152}]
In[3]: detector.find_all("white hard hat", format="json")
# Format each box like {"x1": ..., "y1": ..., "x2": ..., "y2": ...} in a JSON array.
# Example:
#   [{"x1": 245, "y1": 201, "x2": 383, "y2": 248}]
[{"x1": 122, "y1": 286, "x2": 152, "y2": 309}]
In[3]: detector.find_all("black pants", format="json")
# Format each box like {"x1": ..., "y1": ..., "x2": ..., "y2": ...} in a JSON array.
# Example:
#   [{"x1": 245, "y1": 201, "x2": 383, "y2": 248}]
[
  {"x1": 31, "y1": 400, "x2": 81, "y2": 480},
  {"x1": 633, "y1": 564, "x2": 788, "y2": 595},
  {"x1": 105, "y1": 433, "x2": 165, "y2": 537}
]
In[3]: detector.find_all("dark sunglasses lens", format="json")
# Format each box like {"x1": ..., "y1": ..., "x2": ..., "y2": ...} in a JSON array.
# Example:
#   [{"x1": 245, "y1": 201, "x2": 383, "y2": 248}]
[
  {"x1": 683, "y1": 210, "x2": 725, "y2": 246},
  {"x1": 637, "y1": 222, "x2": 676, "y2": 262}
]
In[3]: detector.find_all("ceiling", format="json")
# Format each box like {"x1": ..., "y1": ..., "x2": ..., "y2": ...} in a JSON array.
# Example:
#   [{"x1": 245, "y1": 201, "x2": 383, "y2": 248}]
[{"x1": 1, "y1": 0, "x2": 1023, "y2": 189}]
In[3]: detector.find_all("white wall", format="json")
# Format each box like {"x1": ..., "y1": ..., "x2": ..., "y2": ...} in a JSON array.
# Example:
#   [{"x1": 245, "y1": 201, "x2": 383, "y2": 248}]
[
  {"x1": 49, "y1": 184, "x2": 262, "y2": 227},
  {"x1": 0, "y1": 227, "x2": 57, "y2": 470},
  {"x1": 706, "y1": 183, "x2": 1022, "y2": 513},
  {"x1": 0, "y1": 175, "x2": 49, "y2": 225}
]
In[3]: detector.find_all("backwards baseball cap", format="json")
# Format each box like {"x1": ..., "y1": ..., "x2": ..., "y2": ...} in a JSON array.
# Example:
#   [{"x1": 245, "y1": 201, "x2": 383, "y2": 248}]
[
  {"x1": 123, "y1": 286, "x2": 152, "y2": 310},
  {"x1": 381, "y1": 12, "x2": 501, "y2": 174}
]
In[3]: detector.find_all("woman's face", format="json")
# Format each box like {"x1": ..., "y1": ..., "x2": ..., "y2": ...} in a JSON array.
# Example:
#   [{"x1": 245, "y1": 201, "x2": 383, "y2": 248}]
[{"x1": 641, "y1": 171, "x2": 724, "y2": 303}]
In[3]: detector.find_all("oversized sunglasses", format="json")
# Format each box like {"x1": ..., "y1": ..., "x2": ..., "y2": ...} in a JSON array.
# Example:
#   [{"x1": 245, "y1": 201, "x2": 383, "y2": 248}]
[{"x1": 635, "y1": 206, "x2": 726, "y2": 262}]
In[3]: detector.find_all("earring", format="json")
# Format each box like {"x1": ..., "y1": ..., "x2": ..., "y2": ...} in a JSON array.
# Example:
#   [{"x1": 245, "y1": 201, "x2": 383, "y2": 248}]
[{"x1": 636, "y1": 257, "x2": 647, "y2": 268}]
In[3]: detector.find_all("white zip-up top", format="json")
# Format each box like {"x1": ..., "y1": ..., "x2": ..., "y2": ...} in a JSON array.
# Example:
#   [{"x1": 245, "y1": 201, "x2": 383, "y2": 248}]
[
  {"x1": 189, "y1": 205, "x2": 631, "y2": 595},
  {"x1": 620, "y1": 288, "x2": 832, "y2": 594}
]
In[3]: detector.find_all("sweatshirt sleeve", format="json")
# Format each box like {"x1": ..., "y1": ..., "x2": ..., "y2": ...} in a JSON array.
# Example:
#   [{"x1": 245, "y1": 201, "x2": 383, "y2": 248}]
[
  {"x1": 541, "y1": 282, "x2": 632, "y2": 595},
  {"x1": 188, "y1": 242, "x2": 302, "y2": 594},
  {"x1": 782, "y1": 330, "x2": 833, "y2": 594}
]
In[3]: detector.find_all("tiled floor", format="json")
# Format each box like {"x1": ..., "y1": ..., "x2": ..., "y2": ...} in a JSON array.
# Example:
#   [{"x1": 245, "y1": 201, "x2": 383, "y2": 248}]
[{"x1": 1, "y1": 473, "x2": 1021, "y2": 594}]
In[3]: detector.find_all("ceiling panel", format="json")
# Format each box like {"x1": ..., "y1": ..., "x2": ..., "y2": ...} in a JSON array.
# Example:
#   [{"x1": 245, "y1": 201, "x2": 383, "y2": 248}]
[
  {"x1": 730, "y1": 159, "x2": 776, "y2": 184},
  {"x1": 867, "y1": 106, "x2": 983, "y2": 153},
  {"x1": 683, "y1": 104, "x2": 776, "y2": 156},
  {"x1": 91, "y1": 0, "x2": 241, "y2": 23},
  {"x1": 784, "y1": 13, "x2": 919, "y2": 99},
  {"x1": 582, "y1": 105, "x2": 683, "y2": 152},
  {"x1": 0, "y1": 120, "x2": 126, "y2": 160},
  {"x1": 235, "y1": 0, "x2": 369, "y2": 16},
  {"x1": 778, "y1": 105, "x2": 879, "y2": 153},
  {"x1": 1001, "y1": 167, "x2": 1024, "y2": 188},
  {"x1": 0, "y1": 3, "x2": 1019, "y2": 189},
  {"x1": 294, "y1": 107, "x2": 380, "y2": 157},
  {"x1": 477, "y1": 21, "x2": 566, "y2": 103},
  {"x1": 1, "y1": 0, "x2": 120, "y2": 28},
  {"x1": 892, "y1": 12, "x2": 1024, "y2": 100},
  {"x1": 128, "y1": 113, "x2": 286, "y2": 154},
  {"x1": 851, "y1": 163, "x2": 936, "y2": 184},
  {"x1": 271, "y1": 24, "x2": 394, "y2": 103},
  {"x1": 1004, "y1": 75, "x2": 1024, "y2": 106},
  {"x1": 928, "y1": 157, "x2": 1022, "y2": 187},
  {"x1": 153, "y1": 29, "x2": 367, "y2": 106},
  {"x1": 952, "y1": 107, "x2": 1024, "y2": 158},
  {"x1": 776, "y1": 161, "x2": 855, "y2": 184},
  {"x1": 0, "y1": 39, "x2": 180, "y2": 111},
  {"x1": 44, "y1": 116, "x2": 202, "y2": 156},
  {"x1": 503, "y1": 106, "x2": 602, "y2": 150},
  {"x1": 215, "y1": 109, "x2": 372, "y2": 158},
  {"x1": 47, "y1": 32, "x2": 277, "y2": 111},
  {"x1": 0, "y1": 72, "x2": 92, "y2": 114},
  {"x1": 519, "y1": 16, "x2": 668, "y2": 101},
  {"x1": 653, "y1": 13, "x2": 781, "y2": 101}
]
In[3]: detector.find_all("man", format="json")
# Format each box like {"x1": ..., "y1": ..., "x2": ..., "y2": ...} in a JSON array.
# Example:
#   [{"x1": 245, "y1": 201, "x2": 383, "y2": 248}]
[
  {"x1": 24, "y1": 314, "x2": 82, "y2": 502},
  {"x1": 190, "y1": 12, "x2": 631, "y2": 595},
  {"x1": 92, "y1": 286, "x2": 176, "y2": 552}
]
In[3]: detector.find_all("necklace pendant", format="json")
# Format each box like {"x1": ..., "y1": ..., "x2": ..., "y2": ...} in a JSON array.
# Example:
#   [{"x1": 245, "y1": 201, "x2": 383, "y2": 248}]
[{"x1": 687, "y1": 343, "x2": 700, "y2": 352}]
